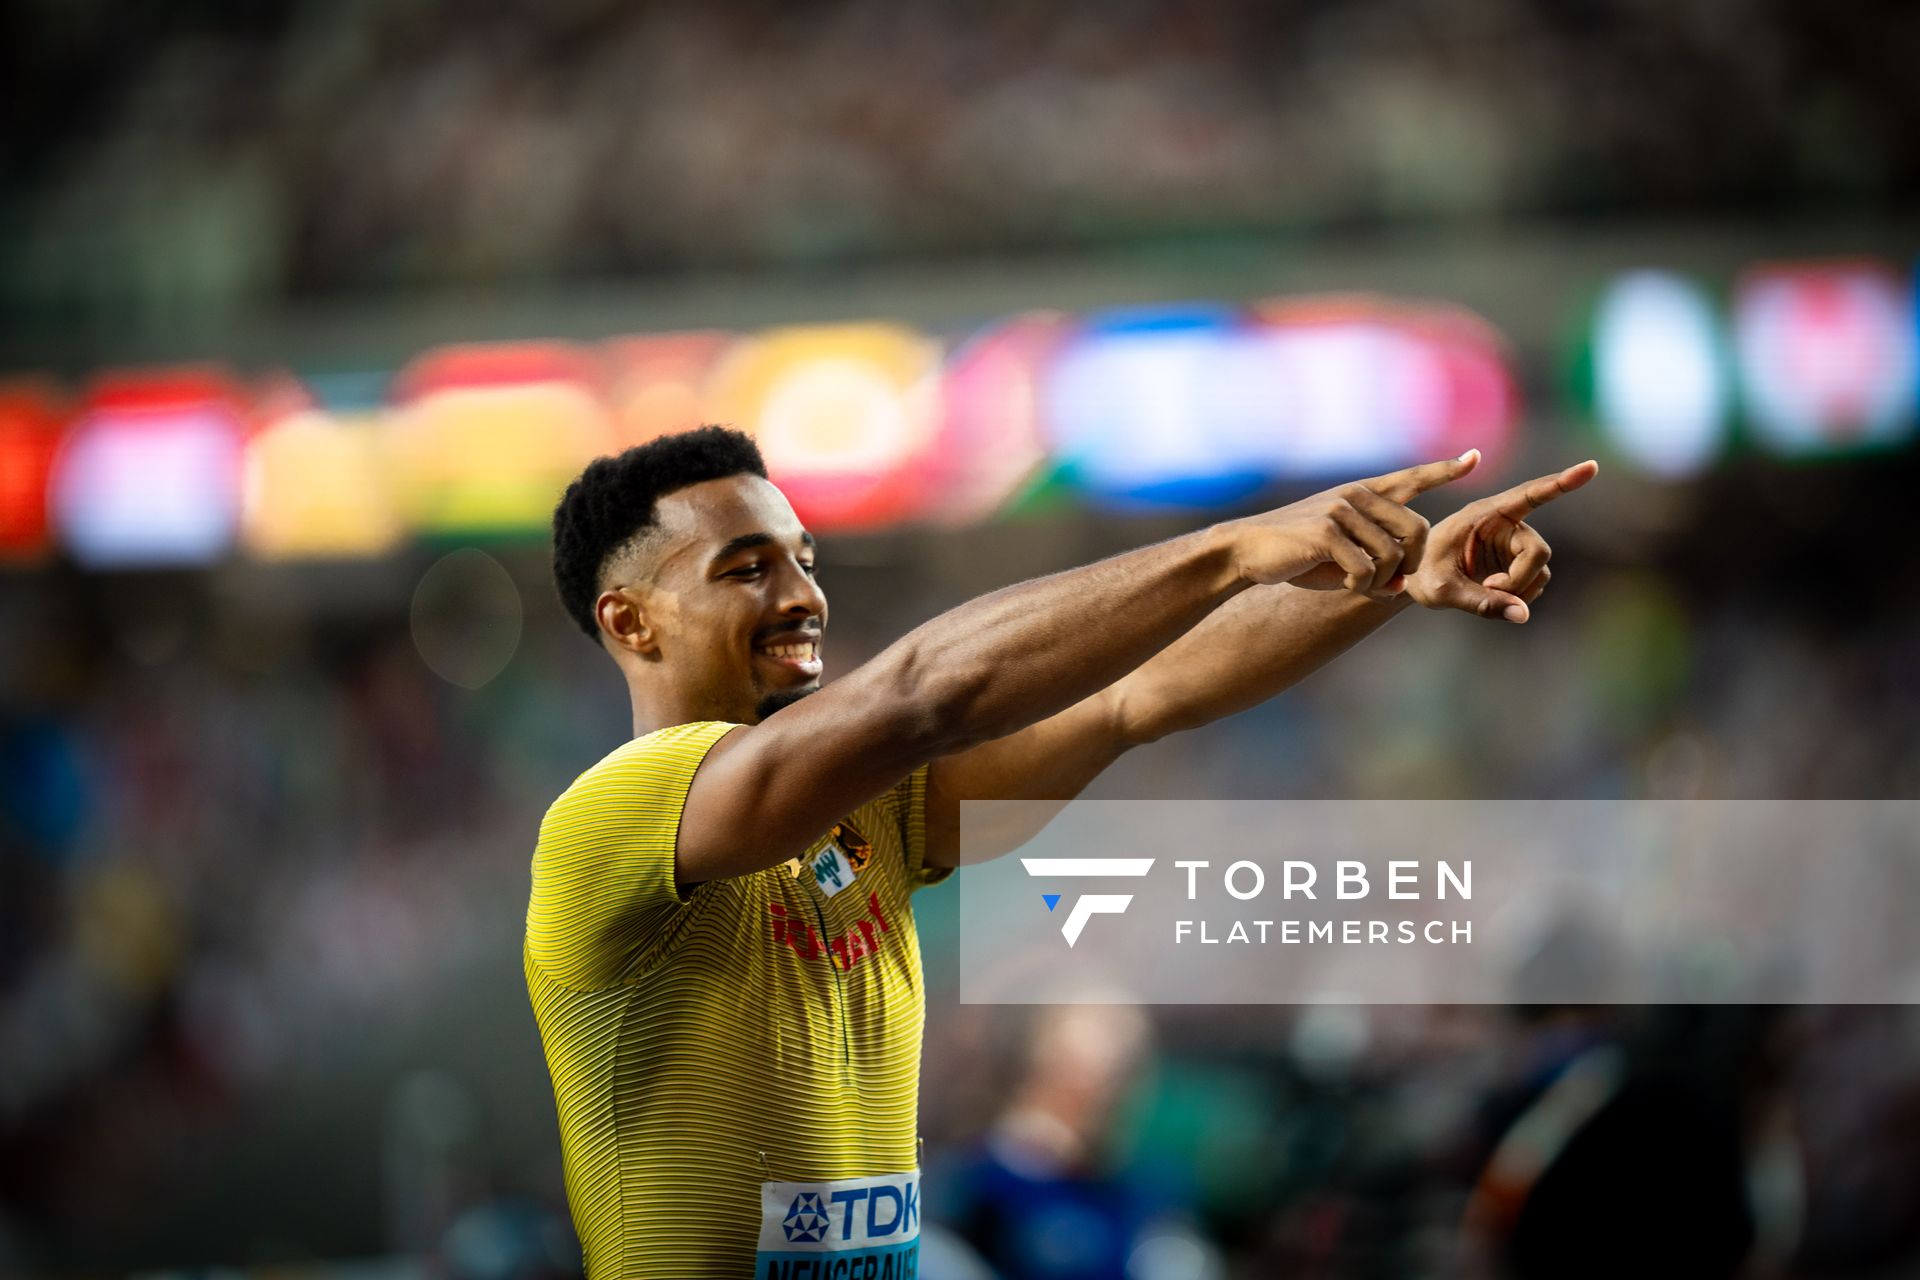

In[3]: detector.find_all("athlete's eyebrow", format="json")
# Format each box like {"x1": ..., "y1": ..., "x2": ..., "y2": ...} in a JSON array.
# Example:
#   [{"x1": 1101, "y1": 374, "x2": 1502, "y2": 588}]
[{"x1": 708, "y1": 530, "x2": 814, "y2": 569}]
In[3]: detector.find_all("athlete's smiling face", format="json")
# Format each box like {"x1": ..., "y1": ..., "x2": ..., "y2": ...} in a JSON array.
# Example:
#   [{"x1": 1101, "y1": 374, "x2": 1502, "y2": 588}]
[{"x1": 608, "y1": 473, "x2": 827, "y2": 726}]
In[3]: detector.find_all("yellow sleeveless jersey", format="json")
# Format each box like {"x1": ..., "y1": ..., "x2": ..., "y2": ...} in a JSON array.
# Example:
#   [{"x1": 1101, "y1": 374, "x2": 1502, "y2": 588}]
[{"x1": 524, "y1": 720, "x2": 952, "y2": 1276}]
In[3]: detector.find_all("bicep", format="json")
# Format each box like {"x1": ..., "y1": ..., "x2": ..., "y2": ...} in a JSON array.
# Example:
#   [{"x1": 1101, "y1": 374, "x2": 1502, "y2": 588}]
[
  {"x1": 675, "y1": 693, "x2": 938, "y2": 885},
  {"x1": 923, "y1": 690, "x2": 1130, "y2": 868}
]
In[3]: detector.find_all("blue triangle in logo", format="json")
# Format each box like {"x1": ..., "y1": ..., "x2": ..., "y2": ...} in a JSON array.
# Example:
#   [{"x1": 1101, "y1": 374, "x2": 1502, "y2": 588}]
[{"x1": 1042, "y1": 893, "x2": 1061, "y2": 912}]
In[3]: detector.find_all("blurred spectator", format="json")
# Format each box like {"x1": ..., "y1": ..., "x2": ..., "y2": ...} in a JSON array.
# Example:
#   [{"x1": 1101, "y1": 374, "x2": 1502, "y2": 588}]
[
  {"x1": 3, "y1": 0, "x2": 1917, "y2": 319},
  {"x1": 934, "y1": 1004, "x2": 1221, "y2": 1280}
]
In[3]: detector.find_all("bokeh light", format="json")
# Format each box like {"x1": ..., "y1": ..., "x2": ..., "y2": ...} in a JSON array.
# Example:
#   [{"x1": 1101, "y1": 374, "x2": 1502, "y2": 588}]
[
  {"x1": 1590, "y1": 271, "x2": 1730, "y2": 479},
  {"x1": 49, "y1": 369, "x2": 249, "y2": 568}
]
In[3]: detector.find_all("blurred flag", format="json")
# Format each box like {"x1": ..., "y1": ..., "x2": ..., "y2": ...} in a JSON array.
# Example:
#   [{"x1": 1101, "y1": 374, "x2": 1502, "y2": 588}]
[
  {"x1": 929, "y1": 312, "x2": 1069, "y2": 523},
  {"x1": 1042, "y1": 304, "x2": 1271, "y2": 509},
  {"x1": 1041, "y1": 298, "x2": 1519, "y2": 511},
  {"x1": 243, "y1": 396, "x2": 407, "y2": 561},
  {"x1": 50, "y1": 368, "x2": 250, "y2": 568},
  {"x1": 1733, "y1": 261, "x2": 1917, "y2": 457},
  {"x1": 388, "y1": 342, "x2": 616, "y2": 536},
  {"x1": 706, "y1": 323, "x2": 942, "y2": 531}
]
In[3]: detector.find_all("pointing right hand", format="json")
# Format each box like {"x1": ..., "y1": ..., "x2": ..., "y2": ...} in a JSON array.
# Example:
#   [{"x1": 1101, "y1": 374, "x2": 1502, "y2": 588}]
[{"x1": 1226, "y1": 450, "x2": 1483, "y2": 598}]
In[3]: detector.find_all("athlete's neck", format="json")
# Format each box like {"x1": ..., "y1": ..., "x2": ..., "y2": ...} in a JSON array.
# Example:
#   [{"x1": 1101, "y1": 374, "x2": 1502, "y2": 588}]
[{"x1": 627, "y1": 679, "x2": 751, "y2": 738}]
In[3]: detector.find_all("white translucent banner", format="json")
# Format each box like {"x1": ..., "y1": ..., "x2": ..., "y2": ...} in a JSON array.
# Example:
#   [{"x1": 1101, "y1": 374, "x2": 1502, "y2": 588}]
[{"x1": 956, "y1": 801, "x2": 1920, "y2": 1005}]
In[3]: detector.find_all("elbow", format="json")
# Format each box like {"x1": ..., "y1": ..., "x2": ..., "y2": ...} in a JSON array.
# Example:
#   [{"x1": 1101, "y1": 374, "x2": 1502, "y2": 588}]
[{"x1": 1106, "y1": 681, "x2": 1173, "y2": 747}]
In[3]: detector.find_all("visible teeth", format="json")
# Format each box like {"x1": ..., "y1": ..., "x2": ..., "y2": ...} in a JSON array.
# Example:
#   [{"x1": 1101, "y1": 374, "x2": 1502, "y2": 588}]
[{"x1": 762, "y1": 643, "x2": 816, "y2": 660}]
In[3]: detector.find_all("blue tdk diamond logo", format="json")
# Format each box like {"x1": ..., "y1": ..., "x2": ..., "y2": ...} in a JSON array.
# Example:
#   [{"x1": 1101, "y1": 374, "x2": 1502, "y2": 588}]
[{"x1": 783, "y1": 1191, "x2": 829, "y2": 1242}]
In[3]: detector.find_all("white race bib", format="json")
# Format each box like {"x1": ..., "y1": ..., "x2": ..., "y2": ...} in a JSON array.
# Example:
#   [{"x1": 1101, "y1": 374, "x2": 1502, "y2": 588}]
[{"x1": 755, "y1": 1168, "x2": 921, "y2": 1278}]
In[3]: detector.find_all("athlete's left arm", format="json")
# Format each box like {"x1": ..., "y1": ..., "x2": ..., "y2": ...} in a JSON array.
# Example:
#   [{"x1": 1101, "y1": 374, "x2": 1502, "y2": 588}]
[{"x1": 922, "y1": 461, "x2": 1597, "y2": 867}]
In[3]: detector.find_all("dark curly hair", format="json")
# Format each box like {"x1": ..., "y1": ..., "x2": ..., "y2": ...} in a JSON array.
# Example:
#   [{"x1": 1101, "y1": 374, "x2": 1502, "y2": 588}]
[{"x1": 551, "y1": 425, "x2": 768, "y2": 643}]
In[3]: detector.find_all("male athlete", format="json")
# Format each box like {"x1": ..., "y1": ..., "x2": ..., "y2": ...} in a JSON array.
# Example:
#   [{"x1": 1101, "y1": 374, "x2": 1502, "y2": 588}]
[{"x1": 526, "y1": 425, "x2": 1596, "y2": 1276}]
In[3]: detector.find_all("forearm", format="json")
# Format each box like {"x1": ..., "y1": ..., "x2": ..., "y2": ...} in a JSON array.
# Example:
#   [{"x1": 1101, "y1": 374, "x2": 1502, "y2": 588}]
[
  {"x1": 852, "y1": 525, "x2": 1252, "y2": 756},
  {"x1": 916, "y1": 584, "x2": 1407, "y2": 867},
  {"x1": 1108, "y1": 583, "x2": 1413, "y2": 744}
]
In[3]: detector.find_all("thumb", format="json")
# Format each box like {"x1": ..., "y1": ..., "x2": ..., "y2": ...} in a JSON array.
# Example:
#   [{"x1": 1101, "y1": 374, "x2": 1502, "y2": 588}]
[{"x1": 1449, "y1": 580, "x2": 1530, "y2": 624}]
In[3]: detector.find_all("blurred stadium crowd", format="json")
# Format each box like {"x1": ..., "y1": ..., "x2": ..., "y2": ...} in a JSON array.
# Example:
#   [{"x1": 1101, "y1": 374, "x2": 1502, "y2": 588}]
[
  {"x1": 4, "y1": 483, "x2": 1920, "y2": 1275},
  {"x1": 5, "y1": 0, "x2": 1918, "y2": 314},
  {"x1": 4, "y1": 0, "x2": 1920, "y2": 1276}
]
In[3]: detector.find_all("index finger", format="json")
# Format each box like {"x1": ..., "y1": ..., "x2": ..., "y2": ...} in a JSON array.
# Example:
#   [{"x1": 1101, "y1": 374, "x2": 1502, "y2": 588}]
[
  {"x1": 1363, "y1": 448, "x2": 1482, "y2": 504},
  {"x1": 1490, "y1": 459, "x2": 1599, "y2": 520}
]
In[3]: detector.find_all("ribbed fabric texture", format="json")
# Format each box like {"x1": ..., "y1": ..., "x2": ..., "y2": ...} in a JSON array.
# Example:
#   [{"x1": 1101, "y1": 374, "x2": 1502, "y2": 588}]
[{"x1": 525, "y1": 721, "x2": 951, "y2": 1276}]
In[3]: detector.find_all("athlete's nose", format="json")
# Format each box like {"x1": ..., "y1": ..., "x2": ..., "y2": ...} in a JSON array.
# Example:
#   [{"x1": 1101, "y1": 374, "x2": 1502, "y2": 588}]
[{"x1": 775, "y1": 559, "x2": 826, "y2": 624}]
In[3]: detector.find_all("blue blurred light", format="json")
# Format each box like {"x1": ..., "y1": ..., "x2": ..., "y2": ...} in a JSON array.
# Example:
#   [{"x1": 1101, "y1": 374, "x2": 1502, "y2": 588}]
[{"x1": 1042, "y1": 308, "x2": 1270, "y2": 509}]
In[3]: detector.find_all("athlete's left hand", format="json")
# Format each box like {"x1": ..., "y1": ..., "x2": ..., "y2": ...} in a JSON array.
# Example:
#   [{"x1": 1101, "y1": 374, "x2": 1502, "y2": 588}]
[{"x1": 1403, "y1": 459, "x2": 1598, "y2": 624}]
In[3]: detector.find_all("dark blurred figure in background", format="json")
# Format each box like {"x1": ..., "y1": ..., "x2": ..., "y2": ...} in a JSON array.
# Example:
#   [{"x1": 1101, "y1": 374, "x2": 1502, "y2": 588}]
[{"x1": 1467, "y1": 1006, "x2": 1794, "y2": 1280}]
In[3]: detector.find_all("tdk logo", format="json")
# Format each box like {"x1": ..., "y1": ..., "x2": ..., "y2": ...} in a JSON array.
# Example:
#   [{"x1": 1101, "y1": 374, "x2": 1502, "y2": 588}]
[
  {"x1": 1022, "y1": 858, "x2": 1155, "y2": 946},
  {"x1": 783, "y1": 1192, "x2": 830, "y2": 1243},
  {"x1": 781, "y1": 1180, "x2": 919, "y2": 1243}
]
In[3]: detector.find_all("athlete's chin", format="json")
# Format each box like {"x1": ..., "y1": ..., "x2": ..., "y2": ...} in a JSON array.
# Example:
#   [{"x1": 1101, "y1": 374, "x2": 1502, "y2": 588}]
[{"x1": 752, "y1": 684, "x2": 821, "y2": 724}]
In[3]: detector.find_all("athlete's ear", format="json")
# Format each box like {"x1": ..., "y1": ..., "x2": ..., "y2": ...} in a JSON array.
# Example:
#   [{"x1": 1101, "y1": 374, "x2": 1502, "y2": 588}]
[{"x1": 597, "y1": 586, "x2": 659, "y2": 657}]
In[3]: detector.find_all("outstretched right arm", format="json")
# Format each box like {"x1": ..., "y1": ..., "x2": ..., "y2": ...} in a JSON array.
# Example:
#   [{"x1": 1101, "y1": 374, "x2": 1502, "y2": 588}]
[{"x1": 674, "y1": 454, "x2": 1480, "y2": 886}]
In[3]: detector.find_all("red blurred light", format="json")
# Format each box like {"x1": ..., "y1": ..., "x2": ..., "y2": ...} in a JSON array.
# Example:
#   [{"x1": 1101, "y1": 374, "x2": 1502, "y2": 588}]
[
  {"x1": 393, "y1": 342, "x2": 607, "y2": 402},
  {"x1": 0, "y1": 381, "x2": 66, "y2": 561}
]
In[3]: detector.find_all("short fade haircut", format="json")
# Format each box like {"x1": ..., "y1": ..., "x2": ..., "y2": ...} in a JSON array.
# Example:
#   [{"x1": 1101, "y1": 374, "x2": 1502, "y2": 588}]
[{"x1": 551, "y1": 425, "x2": 768, "y2": 643}]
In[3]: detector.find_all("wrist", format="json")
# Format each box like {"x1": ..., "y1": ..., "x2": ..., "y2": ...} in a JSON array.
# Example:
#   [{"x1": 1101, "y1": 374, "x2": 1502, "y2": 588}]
[
  {"x1": 1337, "y1": 581, "x2": 1419, "y2": 615},
  {"x1": 1206, "y1": 519, "x2": 1262, "y2": 593},
  {"x1": 1398, "y1": 576, "x2": 1436, "y2": 610}
]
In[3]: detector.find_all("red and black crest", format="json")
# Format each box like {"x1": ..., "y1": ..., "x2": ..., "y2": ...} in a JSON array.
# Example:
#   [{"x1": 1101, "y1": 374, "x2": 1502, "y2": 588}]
[{"x1": 831, "y1": 820, "x2": 872, "y2": 872}]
